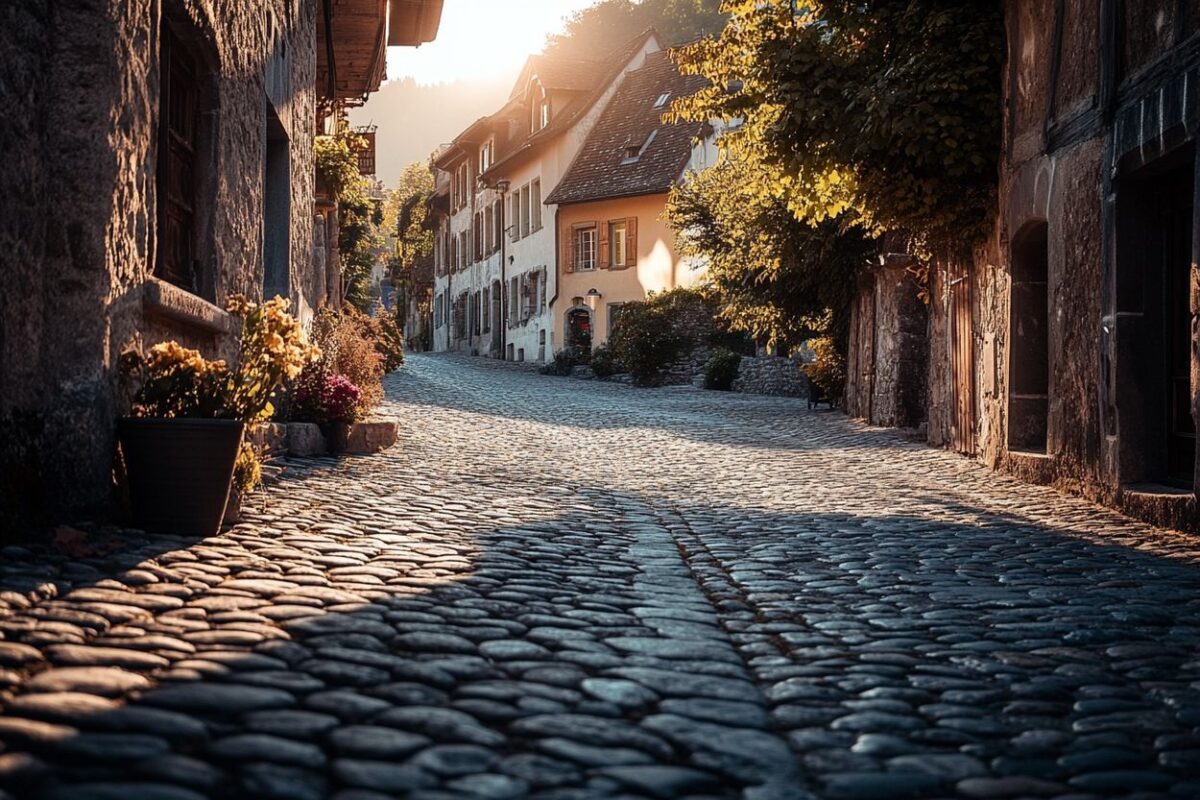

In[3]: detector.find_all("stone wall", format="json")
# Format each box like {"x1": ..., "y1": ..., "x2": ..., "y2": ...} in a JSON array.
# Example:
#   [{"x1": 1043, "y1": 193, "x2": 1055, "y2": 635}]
[
  {"x1": 0, "y1": 0, "x2": 319, "y2": 526},
  {"x1": 732, "y1": 356, "x2": 810, "y2": 397},
  {"x1": 846, "y1": 261, "x2": 928, "y2": 429}
]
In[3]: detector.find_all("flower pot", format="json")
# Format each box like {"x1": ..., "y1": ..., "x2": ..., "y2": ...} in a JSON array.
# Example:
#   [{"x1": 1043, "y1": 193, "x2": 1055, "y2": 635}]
[
  {"x1": 321, "y1": 421, "x2": 352, "y2": 454},
  {"x1": 118, "y1": 418, "x2": 245, "y2": 537}
]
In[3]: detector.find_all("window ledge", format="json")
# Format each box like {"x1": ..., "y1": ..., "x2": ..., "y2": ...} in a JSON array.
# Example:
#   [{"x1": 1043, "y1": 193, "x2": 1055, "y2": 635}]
[
  {"x1": 143, "y1": 277, "x2": 237, "y2": 337},
  {"x1": 1121, "y1": 482, "x2": 1193, "y2": 498}
]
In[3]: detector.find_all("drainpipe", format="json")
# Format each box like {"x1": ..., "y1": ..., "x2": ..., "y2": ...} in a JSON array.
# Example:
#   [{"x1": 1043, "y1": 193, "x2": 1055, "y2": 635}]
[
  {"x1": 497, "y1": 179, "x2": 510, "y2": 358},
  {"x1": 548, "y1": 205, "x2": 561, "y2": 351}
]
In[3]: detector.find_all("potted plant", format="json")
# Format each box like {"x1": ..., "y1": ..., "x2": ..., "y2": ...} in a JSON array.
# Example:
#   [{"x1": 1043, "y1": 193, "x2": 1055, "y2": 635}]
[{"x1": 120, "y1": 296, "x2": 317, "y2": 537}]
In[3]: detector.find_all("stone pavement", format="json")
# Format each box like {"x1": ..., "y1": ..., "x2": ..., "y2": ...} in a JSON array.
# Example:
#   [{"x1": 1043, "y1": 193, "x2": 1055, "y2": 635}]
[{"x1": 0, "y1": 353, "x2": 1198, "y2": 800}]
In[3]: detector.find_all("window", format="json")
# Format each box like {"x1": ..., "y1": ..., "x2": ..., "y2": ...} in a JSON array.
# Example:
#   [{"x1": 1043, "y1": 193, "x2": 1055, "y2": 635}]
[
  {"x1": 530, "y1": 179, "x2": 542, "y2": 231},
  {"x1": 473, "y1": 213, "x2": 482, "y2": 261},
  {"x1": 611, "y1": 221, "x2": 627, "y2": 267},
  {"x1": 520, "y1": 185, "x2": 531, "y2": 238},
  {"x1": 510, "y1": 193, "x2": 520, "y2": 241},
  {"x1": 532, "y1": 82, "x2": 550, "y2": 132},
  {"x1": 479, "y1": 139, "x2": 494, "y2": 174},
  {"x1": 621, "y1": 130, "x2": 657, "y2": 165},
  {"x1": 653, "y1": 92, "x2": 671, "y2": 108},
  {"x1": 483, "y1": 206, "x2": 492, "y2": 254},
  {"x1": 482, "y1": 287, "x2": 490, "y2": 332},
  {"x1": 493, "y1": 200, "x2": 503, "y2": 249},
  {"x1": 157, "y1": 23, "x2": 203, "y2": 290},
  {"x1": 575, "y1": 226, "x2": 597, "y2": 270}
]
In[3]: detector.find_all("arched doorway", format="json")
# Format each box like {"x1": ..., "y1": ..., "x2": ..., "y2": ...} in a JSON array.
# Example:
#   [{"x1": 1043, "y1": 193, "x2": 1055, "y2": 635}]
[{"x1": 566, "y1": 307, "x2": 592, "y2": 353}]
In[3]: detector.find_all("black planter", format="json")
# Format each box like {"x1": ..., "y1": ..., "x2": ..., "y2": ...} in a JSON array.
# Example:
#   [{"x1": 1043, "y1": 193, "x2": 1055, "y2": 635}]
[{"x1": 118, "y1": 418, "x2": 244, "y2": 537}]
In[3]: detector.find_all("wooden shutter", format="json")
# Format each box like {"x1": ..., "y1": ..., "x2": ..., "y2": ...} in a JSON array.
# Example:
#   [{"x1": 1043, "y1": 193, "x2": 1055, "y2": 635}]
[
  {"x1": 625, "y1": 217, "x2": 638, "y2": 267},
  {"x1": 562, "y1": 227, "x2": 574, "y2": 273},
  {"x1": 509, "y1": 194, "x2": 519, "y2": 241},
  {"x1": 598, "y1": 221, "x2": 610, "y2": 269}
]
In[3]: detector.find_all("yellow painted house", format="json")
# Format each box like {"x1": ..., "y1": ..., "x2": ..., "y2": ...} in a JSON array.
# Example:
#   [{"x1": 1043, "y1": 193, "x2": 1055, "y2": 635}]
[{"x1": 545, "y1": 50, "x2": 716, "y2": 351}]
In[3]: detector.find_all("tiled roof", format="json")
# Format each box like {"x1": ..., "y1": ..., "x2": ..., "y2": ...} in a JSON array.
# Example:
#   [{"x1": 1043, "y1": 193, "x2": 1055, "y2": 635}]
[
  {"x1": 484, "y1": 29, "x2": 661, "y2": 180},
  {"x1": 544, "y1": 50, "x2": 707, "y2": 206},
  {"x1": 511, "y1": 55, "x2": 602, "y2": 98}
]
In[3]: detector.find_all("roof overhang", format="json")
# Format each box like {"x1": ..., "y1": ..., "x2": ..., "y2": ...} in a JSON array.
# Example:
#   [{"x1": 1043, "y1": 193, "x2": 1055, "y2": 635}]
[
  {"x1": 388, "y1": 0, "x2": 443, "y2": 46},
  {"x1": 318, "y1": 0, "x2": 443, "y2": 105}
]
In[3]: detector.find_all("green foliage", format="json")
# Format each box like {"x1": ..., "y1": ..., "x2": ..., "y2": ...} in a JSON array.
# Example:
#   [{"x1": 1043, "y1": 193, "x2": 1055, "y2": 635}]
[
  {"x1": 232, "y1": 439, "x2": 263, "y2": 497},
  {"x1": 316, "y1": 131, "x2": 385, "y2": 313},
  {"x1": 802, "y1": 336, "x2": 846, "y2": 407},
  {"x1": 386, "y1": 162, "x2": 437, "y2": 330},
  {"x1": 703, "y1": 347, "x2": 741, "y2": 391},
  {"x1": 670, "y1": 0, "x2": 1003, "y2": 255},
  {"x1": 667, "y1": 159, "x2": 877, "y2": 351},
  {"x1": 545, "y1": 0, "x2": 726, "y2": 59},
  {"x1": 540, "y1": 349, "x2": 585, "y2": 377},
  {"x1": 608, "y1": 288, "x2": 714, "y2": 386},
  {"x1": 589, "y1": 344, "x2": 620, "y2": 378}
]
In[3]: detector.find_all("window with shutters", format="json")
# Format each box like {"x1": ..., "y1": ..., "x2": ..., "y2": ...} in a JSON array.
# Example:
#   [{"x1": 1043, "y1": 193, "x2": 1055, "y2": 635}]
[
  {"x1": 493, "y1": 200, "x2": 503, "y2": 249},
  {"x1": 520, "y1": 185, "x2": 531, "y2": 238},
  {"x1": 483, "y1": 206, "x2": 493, "y2": 254},
  {"x1": 575, "y1": 226, "x2": 597, "y2": 270},
  {"x1": 611, "y1": 221, "x2": 627, "y2": 267},
  {"x1": 530, "y1": 179, "x2": 542, "y2": 231},
  {"x1": 510, "y1": 193, "x2": 521, "y2": 241}
]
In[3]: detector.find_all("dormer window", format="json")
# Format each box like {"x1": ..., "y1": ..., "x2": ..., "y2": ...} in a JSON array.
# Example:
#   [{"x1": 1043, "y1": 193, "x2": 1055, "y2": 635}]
[
  {"x1": 621, "y1": 130, "x2": 657, "y2": 164},
  {"x1": 531, "y1": 80, "x2": 549, "y2": 133},
  {"x1": 479, "y1": 138, "x2": 494, "y2": 174},
  {"x1": 653, "y1": 92, "x2": 671, "y2": 109}
]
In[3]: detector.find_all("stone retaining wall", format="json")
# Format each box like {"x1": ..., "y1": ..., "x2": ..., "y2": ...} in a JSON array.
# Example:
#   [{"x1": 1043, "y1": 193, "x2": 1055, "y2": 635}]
[{"x1": 732, "y1": 356, "x2": 811, "y2": 397}]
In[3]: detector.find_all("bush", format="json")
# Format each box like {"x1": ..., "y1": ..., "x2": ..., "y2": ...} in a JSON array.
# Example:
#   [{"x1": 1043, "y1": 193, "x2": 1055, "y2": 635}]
[
  {"x1": 306, "y1": 308, "x2": 385, "y2": 415},
  {"x1": 290, "y1": 367, "x2": 364, "y2": 423},
  {"x1": 608, "y1": 288, "x2": 712, "y2": 386},
  {"x1": 703, "y1": 348, "x2": 742, "y2": 391},
  {"x1": 589, "y1": 344, "x2": 620, "y2": 378},
  {"x1": 802, "y1": 336, "x2": 846, "y2": 407},
  {"x1": 363, "y1": 312, "x2": 406, "y2": 373},
  {"x1": 540, "y1": 348, "x2": 583, "y2": 376}
]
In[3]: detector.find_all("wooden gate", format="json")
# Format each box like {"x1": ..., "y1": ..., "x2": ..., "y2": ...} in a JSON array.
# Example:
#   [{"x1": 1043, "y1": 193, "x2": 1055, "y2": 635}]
[{"x1": 949, "y1": 261, "x2": 976, "y2": 454}]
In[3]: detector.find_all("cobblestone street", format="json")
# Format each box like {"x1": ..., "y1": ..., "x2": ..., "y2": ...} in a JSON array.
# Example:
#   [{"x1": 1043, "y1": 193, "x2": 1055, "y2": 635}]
[{"x1": 0, "y1": 354, "x2": 1198, "y2": 799}]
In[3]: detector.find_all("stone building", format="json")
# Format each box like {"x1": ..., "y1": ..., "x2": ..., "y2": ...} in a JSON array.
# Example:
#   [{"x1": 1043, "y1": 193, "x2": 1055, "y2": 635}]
[
  {"x1": 428, "y1": 32, "x2": 718, "y2": 363},
  {"x1": 546, "y1": 50, "x2": 716, "y2": 351},
  {"x1": 849, "y1": 1, "x2": 1200, "y2": 530},
  {"x1": 0, "y1": 0, "x2": 441, "y2": 525},
  {"x1": 429, "y1": 31, "x2": 668, "y2": 363}
]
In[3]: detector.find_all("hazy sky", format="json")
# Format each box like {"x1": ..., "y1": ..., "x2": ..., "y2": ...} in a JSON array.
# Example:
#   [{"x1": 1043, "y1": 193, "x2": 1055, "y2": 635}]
[
  {"x1": 387, "y1": 0, "x2": 598, "y2": 85},
  {"x1": 352, "y1": 0, "x2": 600, "y2": 184}
]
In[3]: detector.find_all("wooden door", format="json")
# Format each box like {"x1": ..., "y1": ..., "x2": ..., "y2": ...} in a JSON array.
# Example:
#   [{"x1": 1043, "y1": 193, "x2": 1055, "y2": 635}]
[{"x1": 949, "y1": 262, "x2": 976, "y2": 454}]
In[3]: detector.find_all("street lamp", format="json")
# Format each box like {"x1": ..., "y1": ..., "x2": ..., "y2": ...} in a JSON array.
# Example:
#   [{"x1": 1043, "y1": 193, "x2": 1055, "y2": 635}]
[{"x1": 585, "y1": 288, "x2": 601, "y2": 311}]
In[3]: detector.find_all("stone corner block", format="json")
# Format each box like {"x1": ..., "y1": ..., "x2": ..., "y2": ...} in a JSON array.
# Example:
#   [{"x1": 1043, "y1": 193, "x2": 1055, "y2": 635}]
[{"x1": 287, "y1": 422, "x2": 327, "y2": 457}]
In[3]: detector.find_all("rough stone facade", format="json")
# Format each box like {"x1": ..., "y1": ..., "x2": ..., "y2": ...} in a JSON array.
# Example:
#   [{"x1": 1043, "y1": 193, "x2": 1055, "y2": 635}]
[
  {"x1": 0, "y1": 1, "x2": 318, "y2": 525},
  {"x1": 846, "y1": 260, "x2": 928, "y2": 429},
  {"x1": 921, "y1": 1, "x2": 1200, "y2": 530},
  {"x1": 732, "y1": 356, "x2": 810, "y2": 398}
]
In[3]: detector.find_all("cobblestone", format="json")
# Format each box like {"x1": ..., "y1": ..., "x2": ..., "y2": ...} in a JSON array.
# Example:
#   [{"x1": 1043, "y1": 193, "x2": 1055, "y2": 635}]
[{"x1": 0, "y1": 353, "x2": 1197, "y2": 798}]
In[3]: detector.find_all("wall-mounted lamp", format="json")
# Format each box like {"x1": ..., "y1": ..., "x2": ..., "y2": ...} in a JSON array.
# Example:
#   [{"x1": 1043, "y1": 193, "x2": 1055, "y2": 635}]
[{"x1": 585, "y1": 288, "x2": 601, "y2": 311}]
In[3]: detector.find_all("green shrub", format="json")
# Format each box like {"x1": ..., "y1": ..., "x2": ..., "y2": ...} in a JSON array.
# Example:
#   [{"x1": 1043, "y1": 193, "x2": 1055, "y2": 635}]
[
  {"x1": 703, "y1": 348, "x2": 741, "y2": 391},
  {"x1": 589, "y1": 344, "x2": 620, "y2": 378},
  {"x1": 540, "y1": 349, "x2": 581, "y2": 376},
  {"x1": 608, "y1": 288, "x2": 713, "y2": 386},
  {"x1": 802, "y1": 336, "x2": 846, "y2": 407}
]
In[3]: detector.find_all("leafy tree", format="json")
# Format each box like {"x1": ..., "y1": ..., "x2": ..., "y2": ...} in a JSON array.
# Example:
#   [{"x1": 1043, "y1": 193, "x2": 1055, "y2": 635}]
[
  {"x1": 545, "y1": 0, "x2": 726, "y2": 59},
  {"x1": 666, "y1": 1, "x2": 1002, "y2": 353},
  {"x1": 670, "y1": 0, "x2": 1003, "y2": 254},
  {"x1": 667, "y1": 158, "x2": 876, "y2": 350},
  {"x1": 384, "y1": 161, "x2": 435, "y2": 330},
  {"x1": 315, "y1": 131, "x2": 384, "y2": 313}
]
